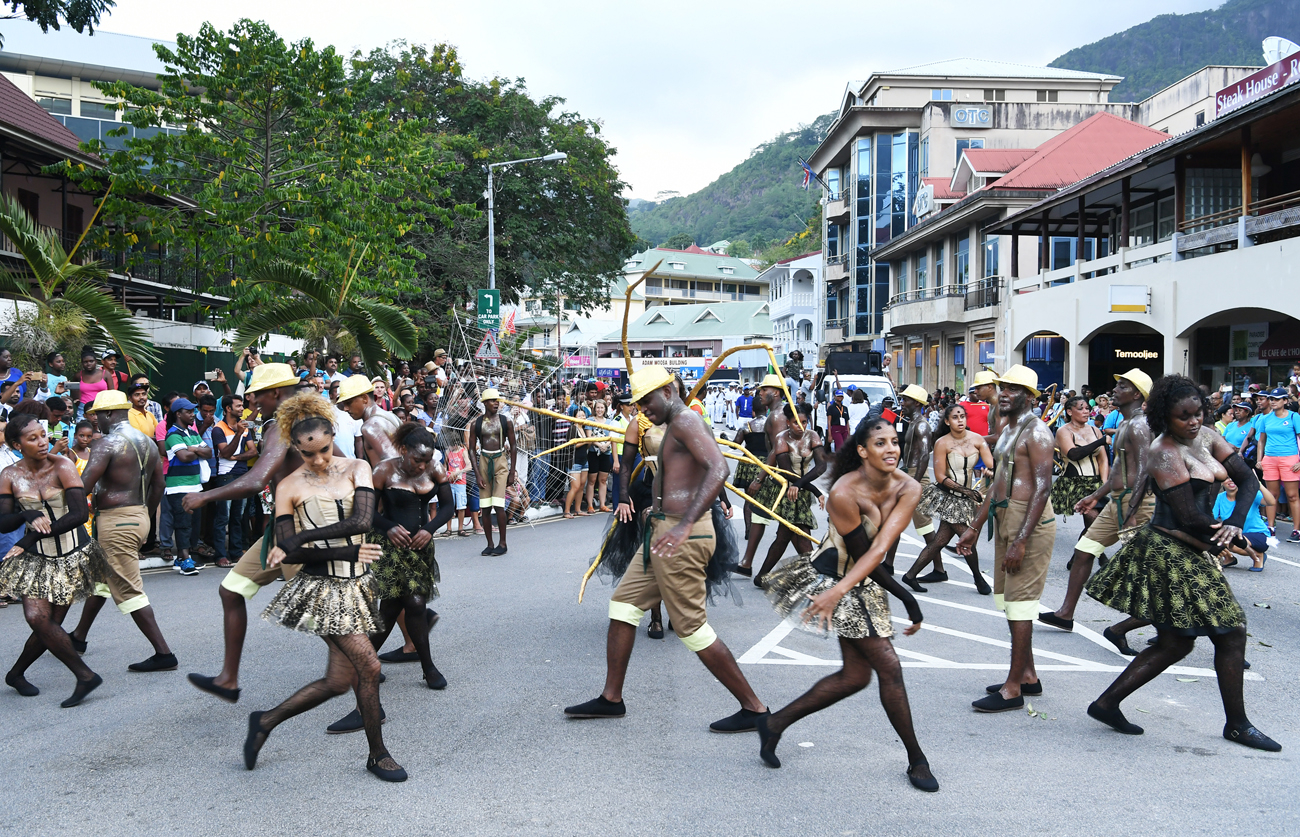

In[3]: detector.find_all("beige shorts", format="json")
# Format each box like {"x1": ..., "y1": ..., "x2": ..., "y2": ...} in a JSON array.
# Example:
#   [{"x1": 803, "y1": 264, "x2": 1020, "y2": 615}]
[
  {"x1": 219, "y1": 533, "x2": 300, "y2": 600},
  {"x1": 992, "y1": 498, "x2": 1056, "y2": 621},
  {"x1": 94, "y1": 505, "x2": 150, "y2": 614},
  {"x1": 1076, "y1": 493, "x2": 1156, "y2": 557},
  {"x1": 609, "y1": 513, "x2": 717, "y2": 651},
  {"x1": 478, "y1": 451, "x2": 510, "y2": 508}
]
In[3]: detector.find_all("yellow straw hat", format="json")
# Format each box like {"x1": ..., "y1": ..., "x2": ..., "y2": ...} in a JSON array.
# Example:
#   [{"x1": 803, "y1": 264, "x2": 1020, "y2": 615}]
[
  {"x1": 631, "y1": 366, "x2": 674, "y2": 402},
  {"x1": 245, "y1": 362, "x2": 299, "y2": 394},
  {"x1": 1114, "y1": 368, "x2": 1153, "y2": 399},
  {"x1": 87, "y1": 390, "x2": 130, "y2": 413},
  {"x1": 971, "y1": 369, "x2": 998, "y2": 387},
  {"x1": 758, "y1": 373, "x2": 784, "y2": 390},
  {"x1": 900, "y1": 384, "x2": 929, "y2": 405},
  {"x1": 480, "y1": 388, "x2": 502, "y2": 402},
  {"x1": 336, "y1": 374, "x2": 375, "y2": 403},
  {"x1": 994, "y1": 364, "x2": 1040, "y2": 398}
]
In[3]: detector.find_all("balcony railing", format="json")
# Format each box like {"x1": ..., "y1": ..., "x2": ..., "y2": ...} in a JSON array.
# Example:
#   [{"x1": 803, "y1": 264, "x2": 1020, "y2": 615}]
[
  {"x1": 826, "y1": 253, "x2": 848, "y2": 266},
  {"x1": 888, "y1": 284, "x2": 964, "y2": 307},
  {"x1": 643, "y1": 284, "x2": 765, "y2": 302},
  {"x1": 825, "y1": 317, "x2": 848, "y2": 329},
  {"x1": 964, "y1": 277, "x2": 1001, "y2": 310},
  {"x1": 0, "y1": 229, "x2": 229, "y2": 297}
]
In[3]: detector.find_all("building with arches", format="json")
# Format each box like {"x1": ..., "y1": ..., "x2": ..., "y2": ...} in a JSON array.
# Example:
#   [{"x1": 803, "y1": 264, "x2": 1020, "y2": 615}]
[
  {"x1": 990, "y1": 66, "x2": 1300, "y2": 392},
  {"x1": 758, "y1": 253, "x2": 820, "y2": 373}
]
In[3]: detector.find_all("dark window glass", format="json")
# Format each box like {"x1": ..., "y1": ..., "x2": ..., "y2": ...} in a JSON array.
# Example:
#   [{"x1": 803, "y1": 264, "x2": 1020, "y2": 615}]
[{"x1": 37, "y1": 97, "x2": 71, "y2": 115}]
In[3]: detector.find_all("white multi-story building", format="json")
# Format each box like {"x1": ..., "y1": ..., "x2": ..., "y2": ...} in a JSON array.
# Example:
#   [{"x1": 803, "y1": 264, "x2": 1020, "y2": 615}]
[{"x1": 756, "y1": 253, "x2": 819, "y2": 369}]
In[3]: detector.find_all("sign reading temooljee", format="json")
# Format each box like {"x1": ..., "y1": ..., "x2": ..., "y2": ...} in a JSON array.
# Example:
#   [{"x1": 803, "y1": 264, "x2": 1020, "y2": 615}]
[{"x1": 1216, "y1": 57, "x2": 1300, "y2": 117}]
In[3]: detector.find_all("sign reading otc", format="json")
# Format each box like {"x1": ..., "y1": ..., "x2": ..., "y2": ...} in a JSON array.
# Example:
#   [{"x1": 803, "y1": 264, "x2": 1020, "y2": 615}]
[
  {"x1": 477, "y1": 289, "x2": 501, "y2": 330},
  {"x1": 951, "y1": 107, "x2": 991, "y2": 128},
  {"x1": 1216, "y1": 57, "x2": 1300, "y2": 117}
]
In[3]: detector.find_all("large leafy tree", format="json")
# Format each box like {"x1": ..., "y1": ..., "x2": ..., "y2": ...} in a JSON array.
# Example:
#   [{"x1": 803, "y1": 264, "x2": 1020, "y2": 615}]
[
  {"x1": 66, "y1": 20, "x2": 464, "y2": 316},
  {"x1": 0, "y1": 0, "x2": 115, "y2": 45},
  {"x1": 350, "y1": 43, "x2": 638, "y2": 355}
]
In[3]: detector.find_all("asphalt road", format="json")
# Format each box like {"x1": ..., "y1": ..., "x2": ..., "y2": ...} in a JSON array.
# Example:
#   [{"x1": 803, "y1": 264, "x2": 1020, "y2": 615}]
[{"x1": 0, "y1": 494, "x2": 1296, "y2": 836}]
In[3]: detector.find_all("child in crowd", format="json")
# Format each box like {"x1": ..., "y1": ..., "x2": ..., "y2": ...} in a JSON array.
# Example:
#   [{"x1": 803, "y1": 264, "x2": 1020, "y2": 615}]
[{"x1": 445, "y1": 434, "x2": 472, "y2": 536}]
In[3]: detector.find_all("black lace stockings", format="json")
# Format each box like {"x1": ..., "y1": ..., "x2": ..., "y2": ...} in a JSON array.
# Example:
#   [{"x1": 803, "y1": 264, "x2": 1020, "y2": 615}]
[
  {"x1": 10, "y1": 599, "x2": 92, "y2": 683},
  {"x1": 767, "y1": 636, "x2": 927, "y2": 767},
  {"x1": 906, "y1": 521, "x2": 979, "y2": 578},
  {"x1": 374, "y1": 595, "x2": 434, "y2": 674},
  {"x1": 1095, "y1": 627, "x2": 1250, "y2": 727},
  {"x1": 259, "y1": 634, "x2": 390, "y2": 760}
]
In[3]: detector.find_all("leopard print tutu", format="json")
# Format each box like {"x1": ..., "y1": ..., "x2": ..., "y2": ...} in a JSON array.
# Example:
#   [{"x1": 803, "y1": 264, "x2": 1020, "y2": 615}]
[
  {"x1": 763, "y1": 553, "x2": 893, "y2": 639},
  {"x1": 0, "y1": 541, "x2": 108, "y2": 606},
  {"x1": 1086, "y1": 526, "x2": 1245, "y2": 636},
  {"x1": 1051, "y1": 475, "x2": 1102, "y2": 517},
  {"x1": 262, "y1": 572, "x2": 383, "y2": 636},
  {"x1": 916, "y1": 483, "x2": 979, "y2": 526}
]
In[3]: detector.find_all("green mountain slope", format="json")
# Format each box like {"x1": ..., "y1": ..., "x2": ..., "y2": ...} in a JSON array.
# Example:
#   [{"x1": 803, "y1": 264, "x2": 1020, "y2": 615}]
[
  {"x1": 1050, "y1": 0, "x2": 1300, "y2": 101},
  {"x1": 628, "y1": 113, "x2": 834, "y2": 248}
]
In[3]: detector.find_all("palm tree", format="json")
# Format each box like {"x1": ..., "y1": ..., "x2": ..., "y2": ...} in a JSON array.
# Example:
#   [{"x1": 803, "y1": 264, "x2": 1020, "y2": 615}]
[
  {"x1": 0, "y1": 194, "x2": 160, "y2": 373},
  {"x1": 229, "y1": 260, "x2": 418, "y2": 369}
]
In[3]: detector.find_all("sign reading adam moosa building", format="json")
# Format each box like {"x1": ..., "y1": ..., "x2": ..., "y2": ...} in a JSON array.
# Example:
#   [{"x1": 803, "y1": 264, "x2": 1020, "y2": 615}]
[{"x1": 1216, "y1": 56, "x2": 1300, "y2": 117}]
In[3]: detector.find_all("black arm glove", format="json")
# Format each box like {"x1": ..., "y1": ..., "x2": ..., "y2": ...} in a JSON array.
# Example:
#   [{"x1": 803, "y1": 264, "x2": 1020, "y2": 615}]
[
  {"x1": 1066, "y1": 437, "x2": 1107, "y2": 461},
  {"x1": 1221, "y1": 453, "x2": 1260, "y2": 529},
  {"x1": 274, "y1": 514, "x2": 360, "y2": 564},
  {"x1": 1159, "y1": 481, "x2": 1220, "y2": 539},
  {"x1": 420, "y1": 482, "x2": 458, "y2": 536},
  {"x1": 275, "y1": 487, "x2": 376, "y2": 558},
  {"x1": 16, "y1": 487, "x2": 89, "y2": 550},
  {"x1": 373, "y1": 494, "x2": 401, "y2": 535},
  {"x1": 0, "y1": 494, "x2": 45, "y2": 534},
  {"x1": 617, "y1": 446, "x2": 638, "y2": 502},
  {"x1": 842, "y1": 523, "x2": 923, "y2": 623},
  {"x1": 775, "y1": 451, "x2": 794, "y2": 474}
]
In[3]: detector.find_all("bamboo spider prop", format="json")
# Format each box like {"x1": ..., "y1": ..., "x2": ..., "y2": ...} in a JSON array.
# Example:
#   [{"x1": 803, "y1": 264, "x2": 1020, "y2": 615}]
[{"x1": 686, "y1": 343, "x2": 803, "y2": 430}]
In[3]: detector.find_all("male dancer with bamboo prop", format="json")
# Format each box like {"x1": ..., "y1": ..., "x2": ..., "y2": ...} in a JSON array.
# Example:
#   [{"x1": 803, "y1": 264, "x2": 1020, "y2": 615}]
[
  {"x1": 736, "y1": 375, "x2": 790, "y2": 576},
  {"x1": 564, "y1": 366, "x2": 768, "y2": 731}
]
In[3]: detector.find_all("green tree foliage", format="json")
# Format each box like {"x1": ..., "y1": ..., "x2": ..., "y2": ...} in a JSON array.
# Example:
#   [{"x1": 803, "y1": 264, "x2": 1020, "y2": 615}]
[
  {"x1": 725, "y1": 239, "x2": 751, "y2": 258},
  {"x1": 663, "y1": 232, "x2": 695, "y2": 250},
  {"x1": 1050, "y1": 0, "x2": 1300, "y2": 101},
  {"x1": 0, "y1": 194, "x2": 159, "y2": 373},
  {"x1": 349, "y1": 42, "x2": 638, "y2": 355},
  {"x1": 0, "y1": 0, "x2": 114, "y2": 45},
  {"x1": 628, "y1": 113, "x2": 834, "y2": 248},
  {"x1": 66, "y1": 20, "x2": 461, "y2": 315}
]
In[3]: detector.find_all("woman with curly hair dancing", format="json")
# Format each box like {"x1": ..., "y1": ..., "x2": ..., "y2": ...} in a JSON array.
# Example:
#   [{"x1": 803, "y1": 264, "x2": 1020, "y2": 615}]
[{"x1": 1085, "y1": 374, "x2": 1279, "y2": 752}]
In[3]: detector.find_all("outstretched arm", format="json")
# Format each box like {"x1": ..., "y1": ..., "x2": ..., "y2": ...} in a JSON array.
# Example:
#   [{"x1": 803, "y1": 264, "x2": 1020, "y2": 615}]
[{"x1": 184, "y1": 427, "x2": 287, "y2": 511}]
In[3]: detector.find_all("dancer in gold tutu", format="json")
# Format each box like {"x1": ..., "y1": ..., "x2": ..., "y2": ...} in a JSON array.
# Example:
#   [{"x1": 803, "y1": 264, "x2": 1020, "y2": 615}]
[
  {"x1": 0, "y1": 413, "x2": 109, "y2": 707},
  {"x1": 242, "y1": 394, "x2": 407, "y2": 782},
  {"x1": 758, "y1": 416, "x2": 936, "y2": 790}
]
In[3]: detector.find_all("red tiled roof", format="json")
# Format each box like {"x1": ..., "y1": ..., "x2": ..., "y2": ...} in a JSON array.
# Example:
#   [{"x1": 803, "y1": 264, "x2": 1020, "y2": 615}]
[
  {"x1": 962, "y1": 148, "x2": 1035, "y2": 173},
  {"x1": 995, "y1": 112, "x2": 1168, "y2": 191},
  {"x1": 922, "y1": 177, "x2": 963, "y2": 201},
  {"x1": 0, "y1": 73, "x2": 86, "y2": 157},
  {"x1": 684, "y1": 244, "x2": 711, "y2": 254},
  {"x1": 653, "y1": 246, "x2": 733, "y2": 258}
]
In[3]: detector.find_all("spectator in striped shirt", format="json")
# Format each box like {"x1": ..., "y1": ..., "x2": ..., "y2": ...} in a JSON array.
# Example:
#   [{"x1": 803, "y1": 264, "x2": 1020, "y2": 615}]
[{"x1": 164, "y1": 398, "x2": 211, "y2": 576}]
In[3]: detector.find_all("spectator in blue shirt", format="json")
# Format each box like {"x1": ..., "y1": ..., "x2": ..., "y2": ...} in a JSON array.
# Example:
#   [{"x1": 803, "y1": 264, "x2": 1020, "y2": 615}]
[
  {"x1": 1254, "y1": 387, "x2": 1300, "y2": 541},
  {"x1": 736, "y1": 385, "x2": 754, "y2": 419},
  {"x1": 1214, "y1": 478, "x2": 1274, "y2": 570}
]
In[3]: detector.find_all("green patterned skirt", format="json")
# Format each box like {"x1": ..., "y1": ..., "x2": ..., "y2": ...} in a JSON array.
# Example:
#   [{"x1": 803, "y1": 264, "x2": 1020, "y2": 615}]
[
  {"x1": 367, "y1": 532, "x2": 441, "y2": 601},
  {"x1": 749, "y1": 473, "x2": 784, "y2": 522},
  {"x1": 1051, "y1": 474, "x2": 1102, "y2": 517},
  {"x1": 1086, "y1": 526, "x2": 1245, "y2": 636},
  {"x1": 732, "y1": 460, "x2": 761, "y2": 491},
  {"x1": 774, "y1": 486, "x2": 817, "y2": 531}
]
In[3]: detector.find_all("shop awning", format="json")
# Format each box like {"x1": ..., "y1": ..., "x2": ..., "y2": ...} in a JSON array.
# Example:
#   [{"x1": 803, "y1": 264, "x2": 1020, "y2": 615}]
[{"x1": 1259, "y1": 320, "x2": 1300, "y2": 361}]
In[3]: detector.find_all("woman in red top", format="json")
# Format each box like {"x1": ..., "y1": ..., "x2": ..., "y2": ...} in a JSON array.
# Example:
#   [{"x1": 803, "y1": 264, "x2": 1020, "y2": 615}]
[{"x1": 76, "y1": 348, "x2": 108, "y2": 418}]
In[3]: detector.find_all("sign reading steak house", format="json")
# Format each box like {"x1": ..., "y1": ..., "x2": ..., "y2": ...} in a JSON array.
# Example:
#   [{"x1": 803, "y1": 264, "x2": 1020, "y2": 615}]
[{"x1": 1216, "y1": 57, "x2": 1300, "y2": 117}]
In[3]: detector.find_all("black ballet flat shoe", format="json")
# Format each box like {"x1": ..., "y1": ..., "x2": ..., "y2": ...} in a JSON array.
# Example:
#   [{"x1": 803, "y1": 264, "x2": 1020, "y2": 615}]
[
  {"x1": 426, "y1": 608, "x2": 439, "y2": 632},
  {"x1": 377, "y1": 649, "x2": 420, "y2": 664},
  {"x1": 60, "y1": 673, "x2": 102, "y2": 708},
  {"x1": 906, "y1": 761, "x2": 940, "y2": 792},
  {"x1": 564, "y1": 695, "x2": 626, "y2": 719},
  {"x1": 1224, "y1": 722, "x2": 1281, "y2": 752},
  {"x1": 915, "y1": 570, "x2": 948, "y2": 584},
  {"x1": 326, "y1": 706, "x2": 387, "y2": 734},
  {"x1": 1243, "y1": 659, "x2": 1251, "y2": 670},
  {"x1": 756, "y1": 713, "x2": 781, "y2": 768},
  {"x1": 70, "y1": 636, "x2": 87, "y2": 655},
  {"x1": 1087, "y1": 701, "x2": 1143, "y2": 735},
  {"x1": 986, "y1": 680, "x2": 1042, "y2": 696},
  {"x1": 1037, "y1": 612, "x2": 1074, "y2": 632},
  {"x1": 732, "y1": 564, "x2": 753, "y2": 577},
  {"x1": 1102, "y1": 628, "x2": 1138, "y2": 657},
  {"x1": 5, "y1": 671, "x2": 38, "y2": 697},
  {"x1": 880, "y1": 562, "x2": 895, "y2": 576},
  {"x1": 128, "y1": 653, "x2": 178, "y2": 673},
  {"x1": 710, "y1": 707, "x2": 769, "y2": 733},
  {"x1": 647, "y1": 621, "x2": 664, "y2": 640},
  {"x1": 480, "y1": 546, "x2": 496, "y2": 556},
  {"x1": 188, "y1": 673, "x2": 241, "y2": 703},
  {"x1": 366, "y1": 751, "x2": 408, "y2": 782},
  {"x1": 754, "y1": 575, "x2": 768, "y2": 589},
  {"x1": 971, "y1": 692, "x2": 1024, "y2": 713},
  {"x1": 378, "y1": 672, "x2": 387, "y2": 684},
  {"x1": 244, "y1": 711, "x2": 269, "y2": 770},
  {"x1": 901, "y1": 575, "x2": 927, "y2": 593},
  {"x1": 491, "y1": 545, "x2": 508, "y2": 555},
  {"x1": 1146, "y1": 636, "x2": 1158, "y2": 647},
  {"x1": 973, "y1": 576, "x2": 992, "y2": 596},
  {"x1": 424, "y1": 667, "x2": 447, "y2": 690}
]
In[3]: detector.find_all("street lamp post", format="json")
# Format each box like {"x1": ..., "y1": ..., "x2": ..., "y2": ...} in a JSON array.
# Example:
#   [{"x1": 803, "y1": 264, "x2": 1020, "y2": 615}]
[{"x1": 486, "y1": 151, "x2": 568, "y2": 291}]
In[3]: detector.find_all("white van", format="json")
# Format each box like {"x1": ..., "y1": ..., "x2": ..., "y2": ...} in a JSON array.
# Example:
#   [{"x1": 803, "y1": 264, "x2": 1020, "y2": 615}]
[{"x1": 812, "y1": 352, "x2": 897, "y2": 435}]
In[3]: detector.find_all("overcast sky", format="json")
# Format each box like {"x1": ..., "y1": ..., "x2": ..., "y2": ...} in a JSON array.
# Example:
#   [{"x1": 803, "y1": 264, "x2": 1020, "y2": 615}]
[{"x1": 39, "y1": 0, "x2": 1219, "y2": 199}]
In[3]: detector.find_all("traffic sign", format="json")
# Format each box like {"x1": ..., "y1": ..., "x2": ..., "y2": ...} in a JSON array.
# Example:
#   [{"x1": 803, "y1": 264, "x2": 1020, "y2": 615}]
[
  {"x1": 477, "y1": 289, "x2": 501, "y2": 330},
  {"x1": 475, "y1": 330, "x2": 502, "y2": 360}
]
